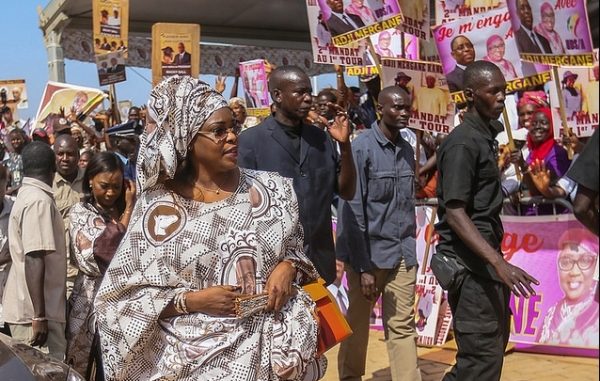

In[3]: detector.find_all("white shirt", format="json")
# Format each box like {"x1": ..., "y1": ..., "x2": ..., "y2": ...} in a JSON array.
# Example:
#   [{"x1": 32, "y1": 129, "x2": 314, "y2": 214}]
[{"x1": 327, "y1": 283, "x2": 349, "y2": 313}]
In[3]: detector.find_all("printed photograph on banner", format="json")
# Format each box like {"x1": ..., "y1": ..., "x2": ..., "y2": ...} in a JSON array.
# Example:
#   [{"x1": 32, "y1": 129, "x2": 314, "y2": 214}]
[
  {"x1": 239, "y1": 60, "x2": 271, "y2": 109},
  {"x1": 548, "y1": 65, "x2": 598, "y2": 137},
  {"x1": 96, "y1": 50, "x2": 127, "y2": 86},
  {"x1": 414, "y1": 205, "x2": 453, "y2": 347},
  {"x1": 160, "y1": 33, "x2": 193, "y2": 77},
  {"x1": 433, "y1": 7, "x2": 529, "y2": 96},
  {"x1": 118, "y1": 100, "x2": 132, "y2": 122},
  {"x1": 0, "y1": 79, "x2": 28, "y2": 110},
  {"x1": 506, "y1": 0, "x2": 593, "y2": 67},
  {"x1": 435, "y1": 0, "x2": 507, "y2": 25},
  {"x1": 306, "y1": 0, "x2": 369, "y2": 66},
  {"x1": 35, "y1": 81, "x2": 107, "y2": 134},
  {"x1": 369, "y1": 29, "x2": 419, "y2": 59},
  {"x1": 415, "y1": 274, "x2": 444, "y2": 346},
  {"x1": 92, "y1": 0, "x2": 129, "y2": 55},
  {"x1": 315, "y1": 0, "x2": 402, "y2": 47},
  {"x1": 419, "y1": 38, "x2": 441, "y2": 62},
  {"x1": 397, "y1": 0, "x2": 429, "y2": 40},
  {"x1": 380, "y1": 59, "x2": 455, "y2": 135},
  {"x1": 502, "y1": 215, "x2": 599, "y2": 357}
]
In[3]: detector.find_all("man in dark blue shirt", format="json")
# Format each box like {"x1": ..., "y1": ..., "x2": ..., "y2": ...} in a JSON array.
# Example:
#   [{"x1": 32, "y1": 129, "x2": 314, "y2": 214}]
[
  {"x1": 237, "y1": 65, "x2": 356, "y2": 284},
  {"x1": 433, "y1": 61, "x2": 539, "y2": 381},
  {"x1": 336, "y1": 86, "x2": 421, "y2": 381}
]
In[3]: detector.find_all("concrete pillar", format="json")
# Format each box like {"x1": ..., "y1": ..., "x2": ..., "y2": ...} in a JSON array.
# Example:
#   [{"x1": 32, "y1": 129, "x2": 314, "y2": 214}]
[
  {"x1": 38, "y1": 2, "x2": 70, "y2": 83},
  {"x1": 45, "y1": 28, "x2": 66, "y2": 82}
]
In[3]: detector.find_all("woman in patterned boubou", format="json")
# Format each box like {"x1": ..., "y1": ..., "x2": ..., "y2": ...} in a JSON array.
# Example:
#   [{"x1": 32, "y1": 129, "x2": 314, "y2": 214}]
[
  {"x1": 66, "y1": 151, "x2": 136, "y2": 380},
  {"x1": 94, "y1": 76, "x2": 328, "y2": 381}
]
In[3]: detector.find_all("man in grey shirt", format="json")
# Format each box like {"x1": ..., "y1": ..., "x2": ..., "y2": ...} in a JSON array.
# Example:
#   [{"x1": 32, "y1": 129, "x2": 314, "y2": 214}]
[{"x1": 336, "y1": 86, "x2": 421, "y2": 381}]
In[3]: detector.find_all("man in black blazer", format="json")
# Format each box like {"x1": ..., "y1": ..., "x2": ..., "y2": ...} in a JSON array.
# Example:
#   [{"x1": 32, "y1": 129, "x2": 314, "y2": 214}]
[
  {"x1": 514, "y1": 0, "x2": 552, "y2": 55},
  {"x1": 238, "y1": 66, "x2": 356, "y2": 284},
  {"x1": 173, "y1": 42, "x2": 191, "y2": 65},
  {"x1": 325, "y1": 0, "x2": 366, "y2": 37},
  {"x1": 446, "y1": 35, "x2": 475, "y2": 93}
]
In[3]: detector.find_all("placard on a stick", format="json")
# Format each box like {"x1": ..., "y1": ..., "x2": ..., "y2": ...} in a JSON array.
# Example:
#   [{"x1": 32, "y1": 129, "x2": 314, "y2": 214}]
[{"x1": 151, "y1": 23, "x2": 200, "y2": 85}]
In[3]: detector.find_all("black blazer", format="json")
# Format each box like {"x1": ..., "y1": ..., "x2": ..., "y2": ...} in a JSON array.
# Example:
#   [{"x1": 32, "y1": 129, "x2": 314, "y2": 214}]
[
  {"x1": 238, "y1": 117, "x2": 339, "y2": 283},
  {"x1": 326, "y1": 13, "x2": 366, "y2": 37},
  {"x1": 446, "y1": 66, "x2": 465, "y2": 93},
  {"x1": 515, "y1": 26, "x2": 552, "y2": 55}
]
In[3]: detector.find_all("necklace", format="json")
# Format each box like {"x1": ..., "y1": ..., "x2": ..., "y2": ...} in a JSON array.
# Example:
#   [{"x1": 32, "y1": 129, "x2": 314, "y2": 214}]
[{"x1": 193, "y1": 182, "x2": 221, "y2": 194}]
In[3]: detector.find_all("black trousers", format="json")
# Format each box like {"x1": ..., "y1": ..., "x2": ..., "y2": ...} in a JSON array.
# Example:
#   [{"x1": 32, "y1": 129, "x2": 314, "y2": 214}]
[{"x1": 442, "y1": 271, "x2": 511, "y2": 381}]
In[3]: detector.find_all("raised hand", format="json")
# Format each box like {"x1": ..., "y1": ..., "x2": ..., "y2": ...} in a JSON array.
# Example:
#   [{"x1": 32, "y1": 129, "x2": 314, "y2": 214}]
[
  {"x1": 529, "y1": 159, "x2": 552, "y2": 196},
  {"x1": 326, "y1": 102, "x2": 351, "y2": 144},
  {"x1": 215, "y1": 73, "x2": 226, "y2": 94}
]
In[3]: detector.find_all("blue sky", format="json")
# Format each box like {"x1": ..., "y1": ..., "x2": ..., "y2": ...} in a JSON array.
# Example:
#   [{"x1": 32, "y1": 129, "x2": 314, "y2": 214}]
[{"x1": 2, "y1": 1, "x2": 355, "y2": 121}]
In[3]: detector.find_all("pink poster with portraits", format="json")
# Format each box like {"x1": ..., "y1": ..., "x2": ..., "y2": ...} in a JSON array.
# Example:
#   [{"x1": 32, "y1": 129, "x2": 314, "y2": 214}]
[
  {"x1": 369, "y1": 29, "x2": 419, "y2": 60},
  {"x1": 432, "y1": 7, "x2": 551, "y2": 100},
  {"x1": 506, "y1": 0, "x2": 593, "y2": 65},
  {"x1": 502, "y1": 214, "x2": 599, "y2": 358},
  {"x1": 239, "y1": 60, "x2": 271, "y2": 110}
]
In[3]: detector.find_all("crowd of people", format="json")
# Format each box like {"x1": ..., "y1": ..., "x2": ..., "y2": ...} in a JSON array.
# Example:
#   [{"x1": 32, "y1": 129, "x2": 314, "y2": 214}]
[{"x1": 0, "y1": 55, "x2": 597, "y2": 381}]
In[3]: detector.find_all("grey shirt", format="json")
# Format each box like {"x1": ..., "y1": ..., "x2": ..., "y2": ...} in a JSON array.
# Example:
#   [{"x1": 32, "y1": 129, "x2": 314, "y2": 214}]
[{"x1": 336, "y1": 124, "x2": 417, "y2": 273}]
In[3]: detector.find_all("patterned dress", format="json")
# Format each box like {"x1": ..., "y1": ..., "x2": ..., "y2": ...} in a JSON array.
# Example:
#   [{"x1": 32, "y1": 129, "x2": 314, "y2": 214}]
[
  {"x1": 94, "y1": 169, "x2": 327, "y2": 381},
  {"x1": 66, "y1": 203, "x2": 126, "y2": 377}
]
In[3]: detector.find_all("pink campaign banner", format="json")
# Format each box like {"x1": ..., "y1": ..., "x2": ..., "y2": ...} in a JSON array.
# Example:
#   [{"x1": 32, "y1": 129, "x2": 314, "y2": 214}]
[
  {"x1": 238, "y1": 59, "x2": 270, "y2": 110},
  {"x1": 502, "y1": 214, "x2": 599, "y2": 357}
]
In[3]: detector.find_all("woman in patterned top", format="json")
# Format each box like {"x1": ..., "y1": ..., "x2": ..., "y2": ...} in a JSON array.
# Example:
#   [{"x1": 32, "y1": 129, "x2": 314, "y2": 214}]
[
  {"x1": 94, "y1": 77, "x2": 328, "y2": 380},
  {"x1": 66, "y1": 151, "x2": 136, "y2": 379}
]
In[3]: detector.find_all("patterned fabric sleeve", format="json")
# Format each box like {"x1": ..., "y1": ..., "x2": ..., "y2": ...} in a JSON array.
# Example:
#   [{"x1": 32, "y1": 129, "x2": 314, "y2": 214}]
[
  {"x1": 279, "y1": 176, "x2": 320, "y2": 285},
  {"x1": 69, "y1": 203, "x2": 107, "y2": 277}
]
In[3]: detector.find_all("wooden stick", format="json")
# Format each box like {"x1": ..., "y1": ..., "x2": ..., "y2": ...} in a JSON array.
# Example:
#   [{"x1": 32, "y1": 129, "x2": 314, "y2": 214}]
[
  {"x1": 109, "y1": 84, "x2": 122, "y2": 125},
  {"x1": 552, "y1": 66, "x2": 574, "y2": 159},
  {"x1": 367, "y1": 39, "x2": 383, "y2": 88}
]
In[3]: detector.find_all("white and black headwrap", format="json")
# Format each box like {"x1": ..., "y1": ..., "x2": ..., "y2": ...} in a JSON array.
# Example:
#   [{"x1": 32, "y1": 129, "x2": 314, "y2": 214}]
[{"x1": 137, "y1": 76, "x2": 228, "y2": 193}]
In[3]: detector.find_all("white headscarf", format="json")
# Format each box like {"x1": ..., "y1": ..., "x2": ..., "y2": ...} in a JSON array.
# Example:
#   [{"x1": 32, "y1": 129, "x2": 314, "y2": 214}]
[{"x1": 137, "y1": 76, "x2": 228, "y2": 193}]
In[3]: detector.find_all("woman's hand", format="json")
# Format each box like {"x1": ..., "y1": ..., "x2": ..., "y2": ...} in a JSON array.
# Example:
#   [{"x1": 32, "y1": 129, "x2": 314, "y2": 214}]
[
  {"x1": 187, "y1": 285, "x2": 242, "y2": 317},
  {"x1": 264, "y1": 261, "x2": 297, "y2": 312}
]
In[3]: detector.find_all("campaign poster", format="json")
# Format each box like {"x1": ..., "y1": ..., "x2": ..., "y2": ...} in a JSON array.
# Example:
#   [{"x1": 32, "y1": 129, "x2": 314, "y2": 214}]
[
  {"x1": 92, "y1": 0, "x2": 129, "y2": 55},
  {"x1": 435, "y1": 0, "x2": 507, "y2": 25},
  {"x1": 118, "y1": 99, "x2": 132, "y2": 122},
  {"x1": 502, "y1": 215, "x2": 599, "y2": 357},
  {"x1": 432, "y1": 7, "x2": 551, "y2": 101},
  {"x1": 548, "y1": 64, "x2": 599, "y2": 138},
  {"x1": 381, "y1": 59, "x2": 455, "y2": 135},
  {"x1": 96, "y1": 50, "x2": 126, "y2": 86},
  {"x1": 151, "y1": 23, "x2": 200, "y2": 85},
  {"x1": 35, "y1": 82, "x2": 107, "y2": 133},
  {"x1": 239, "y1": 60, "x2": 271, "y2": 111},
  {"x1": 315, "y1": 0, "x2": 403, "y2": 47},
  {"x1": 397, "y1": 0, "x2": 430, "y2": 40},
  {"x1": 0, "y1": 79, "x2": 28, "y2": 114},
  {"x1": 415, "y1": 274, "x2": 444, "y2": 346},
  {"x1": 306, "y1": 0, "x2": 369, "y2": 66},
  {"x1": 369, "y1": 29, "x2": 419, "y2": 60},
  {"x1": 507, "y1": 0, "x2": 594, "y2": 67}
]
